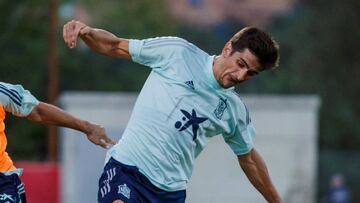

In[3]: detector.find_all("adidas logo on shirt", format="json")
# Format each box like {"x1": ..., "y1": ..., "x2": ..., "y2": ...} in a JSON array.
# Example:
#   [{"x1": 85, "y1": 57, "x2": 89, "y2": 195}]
[{"x1": 185, "y1": 80, "x2": 195, "y2": 90}]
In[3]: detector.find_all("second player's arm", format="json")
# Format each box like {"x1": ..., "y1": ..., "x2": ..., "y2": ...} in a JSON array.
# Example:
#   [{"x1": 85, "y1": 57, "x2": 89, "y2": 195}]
[
  {"x1": 27, "y1": 102, "x2": 115, "y2": 149},
  {"x1": 238, "y1": 149, "x2": 283, "y2": 203}
]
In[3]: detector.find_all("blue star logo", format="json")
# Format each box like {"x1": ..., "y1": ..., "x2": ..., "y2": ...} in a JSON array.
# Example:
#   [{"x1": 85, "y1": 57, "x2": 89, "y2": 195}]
[{"x1": 175, "y1": 109, "x2": 208, "y2": 140}]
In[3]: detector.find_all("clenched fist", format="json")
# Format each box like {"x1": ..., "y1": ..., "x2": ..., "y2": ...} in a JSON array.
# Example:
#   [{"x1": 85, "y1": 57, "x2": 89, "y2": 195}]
[{"x1": 63, "y1": 20, "x2": 90, "y2": 49}]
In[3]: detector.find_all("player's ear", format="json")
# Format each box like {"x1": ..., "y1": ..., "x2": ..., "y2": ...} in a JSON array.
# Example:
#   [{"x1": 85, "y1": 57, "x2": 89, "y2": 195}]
[{"x1": 221, "y1": 42, "x2": 232, "y2": 58}]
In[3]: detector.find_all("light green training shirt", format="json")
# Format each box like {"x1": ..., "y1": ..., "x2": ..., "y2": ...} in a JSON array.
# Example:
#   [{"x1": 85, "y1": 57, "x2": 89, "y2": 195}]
[{"x1": 107, "y1": 37, "x2": 256, "y2": 191}]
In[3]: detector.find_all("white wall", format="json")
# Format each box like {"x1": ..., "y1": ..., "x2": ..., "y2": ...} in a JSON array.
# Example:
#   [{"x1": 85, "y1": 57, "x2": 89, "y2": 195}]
[
  {"x1": 59, "y1": 92, "x2": 320, "y2": 203},
  {"x1": 187, "y1": 95, "x2": 320, "y2": 203},
  {"x1": 59, "y1": 92, "x2": 137, "y2": 203}
]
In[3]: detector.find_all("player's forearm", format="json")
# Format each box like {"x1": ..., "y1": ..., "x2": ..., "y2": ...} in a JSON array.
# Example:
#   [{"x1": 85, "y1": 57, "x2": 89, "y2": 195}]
[
  {"x1": 79, "y1": 26, "x2": 130, "y2": 59},
  {"x1": 238, "y1": 149, "x2": 282, "y2": 203},
  {"x1": 241, "y1": 163, "x2": 282, "y2": 202},
  {"x1": 27, "y1": 102, "x2": 92, "y2": 134}
]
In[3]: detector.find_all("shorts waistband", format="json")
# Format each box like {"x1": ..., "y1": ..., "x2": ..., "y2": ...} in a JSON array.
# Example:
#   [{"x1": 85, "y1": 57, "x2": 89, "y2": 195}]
[
  {"x1": 1, "y1": 168, "x2": 23, "y2": 176},
  {"x1": 106, "y1": 158, "x2": 185, "y2": 195}
]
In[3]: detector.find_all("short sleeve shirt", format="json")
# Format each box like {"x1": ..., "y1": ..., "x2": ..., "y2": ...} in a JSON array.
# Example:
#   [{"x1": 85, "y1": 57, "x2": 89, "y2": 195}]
[
  {"x1": 0, "y1": 82, "x2": 39, "y2": 171},
  {"x1": 107, "y1": 37, "x2": 256, "y2": 191},
  {"x1": 0, "y1": 82, "x2": 39, "y2": 117}
]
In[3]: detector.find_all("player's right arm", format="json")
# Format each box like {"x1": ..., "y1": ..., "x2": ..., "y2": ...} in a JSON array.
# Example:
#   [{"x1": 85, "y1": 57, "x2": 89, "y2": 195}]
[
  {"x1": 63, "y1": 20, "x2": 131, "y2": 59},
  {"x1": 238, "y1": 149, "x2": 283, "y2": 203},
  {"x1": 27, "y1": 102, "x2": 115, "y2": 149},
  {"x1": 0, "y1": 82, "x2": 115, "y2": 149}
]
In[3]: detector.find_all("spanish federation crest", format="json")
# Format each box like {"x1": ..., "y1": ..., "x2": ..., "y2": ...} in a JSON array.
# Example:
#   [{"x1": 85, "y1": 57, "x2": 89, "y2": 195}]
[
  {"x1": 118, "y1": 184, "x2": 131, "y2": 199},
  {"x1": 214, "y1": 97, "x2": 227, "y2": 119}
]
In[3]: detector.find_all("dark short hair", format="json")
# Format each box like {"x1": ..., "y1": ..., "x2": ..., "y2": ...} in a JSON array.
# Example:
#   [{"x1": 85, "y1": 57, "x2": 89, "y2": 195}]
[{"x1": 230, "y1": 27, "x2": 280, "y2": 70}]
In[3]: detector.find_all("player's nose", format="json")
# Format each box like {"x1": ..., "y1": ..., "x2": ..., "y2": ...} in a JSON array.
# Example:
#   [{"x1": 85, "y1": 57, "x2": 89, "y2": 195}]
[{"x1": 235, "y1": 70, "x2": 248, "y2": 82}]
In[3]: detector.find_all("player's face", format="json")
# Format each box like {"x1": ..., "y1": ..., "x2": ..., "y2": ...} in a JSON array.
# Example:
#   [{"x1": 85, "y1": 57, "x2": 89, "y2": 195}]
[{"x1": 218, "y1": 46, "x2": 261, "y2": 88}]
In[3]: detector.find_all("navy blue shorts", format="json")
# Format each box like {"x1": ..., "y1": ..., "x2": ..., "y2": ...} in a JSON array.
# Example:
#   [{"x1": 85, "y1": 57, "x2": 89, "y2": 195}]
[
  {"x1": 0, "y1": 172, "x2": 26, "y2": 203},
  {"x1": 97, "y1": 158, "x2": 186, "y2": 203}
]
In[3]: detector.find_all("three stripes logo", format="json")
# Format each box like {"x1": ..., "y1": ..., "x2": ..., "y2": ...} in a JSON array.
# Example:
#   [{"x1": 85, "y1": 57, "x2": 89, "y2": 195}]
[
  {"x1": 17, "y1": 183, "x2": 25, "y2": 197},
  {"x1": 0, "y1": 183, "x2": 24, "y2": 202},
  {"x1": 0, "y1": 84, "x2": 23, "y2": 107},
  {"x1": 100, "y1": 167, "x2": 116, "y2": 198},
  {"x1": 184, "y1": 80, "x2": 195, "y2": 90}
]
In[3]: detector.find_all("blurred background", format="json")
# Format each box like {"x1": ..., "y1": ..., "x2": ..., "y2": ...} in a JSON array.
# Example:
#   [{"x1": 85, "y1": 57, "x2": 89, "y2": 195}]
[{"x1": 1, "y1": 0, "x2": 359, "y2": 202}]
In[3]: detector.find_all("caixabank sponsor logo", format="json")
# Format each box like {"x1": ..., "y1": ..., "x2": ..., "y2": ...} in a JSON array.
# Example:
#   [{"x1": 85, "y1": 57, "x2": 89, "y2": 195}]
[{"x1": 175, "y1": 109, "x2": 208, "y2": 140}]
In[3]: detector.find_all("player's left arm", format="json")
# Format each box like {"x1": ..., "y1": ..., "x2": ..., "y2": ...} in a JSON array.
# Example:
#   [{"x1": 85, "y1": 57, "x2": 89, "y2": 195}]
[
  {"x1": 27, "y1": 102, "x2": 115, "y2": 149},
  {"x1": 238, "y1": 148, "x2": 283, "y2": 203},
  {"x1": 63, "y1": 20, "x2": 130, "y2": 59}
]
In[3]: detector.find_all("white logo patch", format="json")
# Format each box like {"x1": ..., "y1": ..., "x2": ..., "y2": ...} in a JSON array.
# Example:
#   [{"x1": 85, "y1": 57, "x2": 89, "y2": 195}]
[
  {"x1": 118, "y1": 184, "x2": 131, "y2": 199},
  {"x1": 0, "y1": 193, "x2": 15, "y2": 202}
]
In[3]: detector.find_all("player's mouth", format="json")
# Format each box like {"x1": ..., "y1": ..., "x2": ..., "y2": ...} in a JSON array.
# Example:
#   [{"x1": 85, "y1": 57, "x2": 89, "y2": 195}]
[
  {"x1": 227, "y1": 74, "x2": 240, "y2": 84},
  {"x1": 221, "y1": 74, "x2": 238, "y2": 87}
]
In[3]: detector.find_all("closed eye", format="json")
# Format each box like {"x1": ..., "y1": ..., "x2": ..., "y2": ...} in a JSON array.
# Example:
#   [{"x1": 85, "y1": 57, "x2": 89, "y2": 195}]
[
  {"x1": 239, "y1": 58, "x2": 259, "y2": 76},
  {"x1": 247, "y1": 71, "x2": 258, "y2": 77},
  {"x1": 237, "y1": 60, "x2": 246, "y2": 68}
]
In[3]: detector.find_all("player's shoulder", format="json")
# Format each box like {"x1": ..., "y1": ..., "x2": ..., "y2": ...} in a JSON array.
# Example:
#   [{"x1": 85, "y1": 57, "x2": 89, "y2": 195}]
[
  {"x1": 0, "y1": 81, "x2": 10, "y2": 88},
  {"x1": 224, "y1": 90, "x2": 251, "y2": 123},
  {"x1": 143, "y1": 36, "x2": 204, "y2": 54},
  {"x1": 143, "y1": 36, "x2": 191, "y2": 46},
  {"x1": 223, "y1": 89, "x2": 243, "y2": 102},
  {"x1": 0, "y1": 82, "x2": 18, "y2": 95},
  {"x1": 0, "y1": 82, "x2": 25, "y2": 93},
  {"x1": 0, "y1": 82, "x2": 24, "y2": 106}
]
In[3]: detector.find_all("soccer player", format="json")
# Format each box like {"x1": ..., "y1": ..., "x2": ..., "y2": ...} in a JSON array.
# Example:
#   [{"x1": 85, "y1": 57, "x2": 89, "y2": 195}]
[
  {"x1": 0, "y1": 81, "x2": 115, "y2": 203},
  {"x1": 63, "y1": 20, "x2": 283, "y2": 203}
]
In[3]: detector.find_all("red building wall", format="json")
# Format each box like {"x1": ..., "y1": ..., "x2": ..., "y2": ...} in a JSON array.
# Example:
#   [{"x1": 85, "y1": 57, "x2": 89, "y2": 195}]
[{"x1": 15, "y1": 162, "x2": 59, "y2": 203}]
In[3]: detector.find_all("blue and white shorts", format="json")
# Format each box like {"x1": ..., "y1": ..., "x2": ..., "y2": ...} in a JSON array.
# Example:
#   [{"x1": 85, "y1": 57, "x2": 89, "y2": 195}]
[
  {"x1": 0, "y1": 170, "x2": 26, "y2": 203},
  {"x1": 98, "y1": 158, "x2": 186, "y2": 203}
]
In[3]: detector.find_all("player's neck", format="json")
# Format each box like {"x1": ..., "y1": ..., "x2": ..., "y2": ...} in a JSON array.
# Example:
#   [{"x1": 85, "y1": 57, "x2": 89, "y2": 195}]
[{"x1": 212, "y1": 55, "x2": 222, "y2": 83}]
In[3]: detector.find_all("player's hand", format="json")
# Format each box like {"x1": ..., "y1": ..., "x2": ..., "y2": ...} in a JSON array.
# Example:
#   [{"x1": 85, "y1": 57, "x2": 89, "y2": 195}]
[
  {"x1": 85, "y1": 124, "x2": 116, "y2": 149},
  {"x1": 63, "y1": 20, "x2": 89, "y2": 49}
]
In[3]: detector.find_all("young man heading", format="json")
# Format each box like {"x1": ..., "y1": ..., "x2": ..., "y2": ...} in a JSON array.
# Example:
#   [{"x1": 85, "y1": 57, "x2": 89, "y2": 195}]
[{"x1": 63, "y1": 20, "x2": 282, "y2": 203}]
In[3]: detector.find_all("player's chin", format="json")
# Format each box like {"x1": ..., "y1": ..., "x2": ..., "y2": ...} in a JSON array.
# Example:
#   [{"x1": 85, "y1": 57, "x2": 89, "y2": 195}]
[{"x1": 220, "y1": 80, "x2": 236, "y2": 89}]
